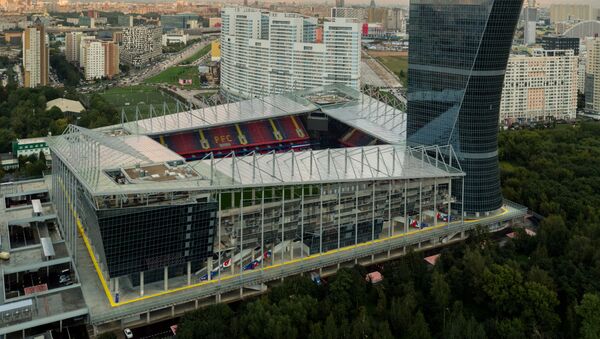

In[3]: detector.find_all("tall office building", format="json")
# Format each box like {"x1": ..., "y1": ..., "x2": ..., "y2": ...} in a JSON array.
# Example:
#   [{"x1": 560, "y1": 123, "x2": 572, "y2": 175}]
[
  {"x1": 541, "y1": 35, "x2": 580, "y2": 55},
  {"x1": 65, "y1": 31, "x2": 82, "y2": 63},
  {"x1": 22, "y1": 24, "x2": 48, "y2": 88},
  {"x1": 523, "y1": 0, "x2": 537, "y2": 45},
  {"x1": 407, "y1": 0, "x2": 523, "y2": 214},
  {"x1": 585, "y1": 37, "x2": 600, "y2": 114},
  {"x1": 500, "y1": 49, "x2": 578, "y2": 123},
  {"x1": 220, "y1": 8, "x2": 361, "y2": 99},
  {"x1": 120, "y1": 25, "x2": 162, "y2": 67}
]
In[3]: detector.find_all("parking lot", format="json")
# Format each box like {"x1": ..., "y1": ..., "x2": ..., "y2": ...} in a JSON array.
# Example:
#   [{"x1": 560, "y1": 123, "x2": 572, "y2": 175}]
[{"x1": 4, "y1": 264, "x2": 75, "y2": 300}]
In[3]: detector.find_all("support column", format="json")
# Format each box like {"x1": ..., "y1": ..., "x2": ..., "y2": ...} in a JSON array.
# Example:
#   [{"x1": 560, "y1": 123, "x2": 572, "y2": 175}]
[
  {"x1": 419, "y1": 181, "x2": 423, "y2": 229},
  {"x1": 434, "y1": 178, "x2": 438, "y2": 226},
  {"x1": 140, "y1": 271, "x2": 144, "y2": 296},
  {"x1": 187, "y1": 261, "x2": 192, "y2": 285},
  {"x1": 300, "y1": 186, "x2": 304, "y2": 259},
  {"x1": 404, "y1": 180, "x2": 408, "y2": 233},
  {"x1": 164, "y1": 266, "x2": 168, "y2": 291}
]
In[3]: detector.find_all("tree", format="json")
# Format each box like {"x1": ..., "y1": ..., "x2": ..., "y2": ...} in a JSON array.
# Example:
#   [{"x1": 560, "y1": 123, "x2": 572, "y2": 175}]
[
  {"x1": 97, "y1": 333, "x2": 117, "y2": 339},
  {"x1": 538, "y1": 215, "x2": 569, "y2": 257},
  {"x1": 406, "y1": 311, "x2": 432, "y2": 339},
  {"x1": 430, "y1": 270, "x2": 451, "y2": 311},
  {"x1": 177, "y1": 303, "x2": 234, "y2": 339},
  {"x1": 576, "y1": 293, "x2": 600, "y2": 339},
  {"x1": 481, "y1": 263, "x2": 523, "y2": 315}
]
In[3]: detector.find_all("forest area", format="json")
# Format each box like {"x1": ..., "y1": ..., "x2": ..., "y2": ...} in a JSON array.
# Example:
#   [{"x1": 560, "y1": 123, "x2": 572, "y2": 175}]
[
  {"x1": 0, "y1": 86, "x2": 120, "y2": 181},
  {"x1": 174, "y1": 122, "x2": 600, "y2": 339}
]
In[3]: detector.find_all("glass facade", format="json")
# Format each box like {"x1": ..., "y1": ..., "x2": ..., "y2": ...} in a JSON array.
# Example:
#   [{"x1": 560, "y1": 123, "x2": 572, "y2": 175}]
[
  {"x1": 407, "y1": 0, "x2": 523, "y2": 213},
  {"x1": 79, "y1": 192, "x2": 217, "y2": 281}
]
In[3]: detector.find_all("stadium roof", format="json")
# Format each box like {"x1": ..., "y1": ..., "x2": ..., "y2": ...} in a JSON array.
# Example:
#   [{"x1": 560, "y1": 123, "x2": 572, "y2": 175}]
[
  {"x1": 103, "y1": 84, "x2": 407, "y2": 144},
  {"x1": 49, "y1": 125, "x2": 462, "y2": 196}
]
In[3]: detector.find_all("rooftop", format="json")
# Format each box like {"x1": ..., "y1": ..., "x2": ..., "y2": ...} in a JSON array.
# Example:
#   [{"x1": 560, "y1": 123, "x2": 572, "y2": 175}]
[
  {"x1": 46, "y1": 98, "x2": 85, "y2": 114},
  {"x1": 101, "y1": 84, "x2": 406, "y2": 145},
  {"x1": 48, "y1": 125, "x2": 462, "y2": 196}
]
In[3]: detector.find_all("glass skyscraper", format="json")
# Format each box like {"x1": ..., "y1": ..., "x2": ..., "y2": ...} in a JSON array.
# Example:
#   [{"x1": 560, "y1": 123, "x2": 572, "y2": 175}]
[{"x1": 407, "y1": 0, "x2": 523, "y2": 214}]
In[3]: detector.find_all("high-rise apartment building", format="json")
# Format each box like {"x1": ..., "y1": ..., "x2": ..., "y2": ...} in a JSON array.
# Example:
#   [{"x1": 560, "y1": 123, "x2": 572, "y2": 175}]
[
  {"x1": 22, "y1": 24, "x2": 48, "y2": 88},
  {"x1": 82, "y1": 40, "x2": 105, "y2": 80},
  {"x1": 81, "y1": 39, "x2": 119, "y2": 80},
  {"x1": 78, "y1": 35, "x2": 96, "y2": 68},
  {"x1": 331, "y1": 7, "x2": 365, "y2": 20},
  {"x1": 500, "y1": 49, "x2": 578, "y2": 123},
  {"x1": 65, "y1": 31, "x2": 82, "y2": 63},
  {"x1": 103, "y1": 41, "x2": 120, "y2": 79},
  {"x1": 385, "y1": 8, "x2": 407, "y2": 33},
  {"x1": 120, "y1": 25, "x2": 162, "y2": 67},
  {"x1": 407, "y1": 0, "x2": 523, "y2": 214},
  {"x1": 523, "y1": 0, "x2": 537, "y2": 45},
  {"x1": 220, "y1": 7, "x2": 361, "y2": 99},
  {"x1": 585, "y1": 37, "x2": 600, "y2": 114},
  {"x1": 550, "y1": 4, "x2": 597, "y2": 23}
]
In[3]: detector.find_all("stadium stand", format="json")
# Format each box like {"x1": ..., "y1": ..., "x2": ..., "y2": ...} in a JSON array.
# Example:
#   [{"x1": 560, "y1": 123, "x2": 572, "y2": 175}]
[
  {"x1": 154, "y1": 116, "x2": 310, "y2": 158},
  {"x1": 339, "y1": 128, "x2": 378, "y2": 147}
]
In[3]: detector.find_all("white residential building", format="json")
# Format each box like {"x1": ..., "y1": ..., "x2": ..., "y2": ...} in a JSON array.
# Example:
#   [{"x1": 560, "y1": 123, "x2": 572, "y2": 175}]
[
  {"x1": 82, "y1": 40, "x2": 105, "y2": 80},
  {"x1": 585, "y1": 37, "x2": 600, "y2": 114},
  {"x1": 65, "y1": 31, "x2": 82, "y2": 63},
  {"x1": 500, "y1": 49, "x2": 578, "y2": 123},
  {"x1": 220, "y1": 7, "x2": 361, "y2": 100},
  {"x1": 78, "y1": 35, "x2": 96, "y2": 68},
  {"x1": 162, "y1": 32, "x2": 189, "y2": 46}
]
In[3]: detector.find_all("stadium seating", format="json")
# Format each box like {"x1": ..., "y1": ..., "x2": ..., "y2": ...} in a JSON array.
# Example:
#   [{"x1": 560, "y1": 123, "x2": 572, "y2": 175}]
[
  {"x1": 154, "y1": 116, "x2": 309, "y2": 159},
  {"x1": 339, "y1": 128, "x2": 378, "y2": 147}
]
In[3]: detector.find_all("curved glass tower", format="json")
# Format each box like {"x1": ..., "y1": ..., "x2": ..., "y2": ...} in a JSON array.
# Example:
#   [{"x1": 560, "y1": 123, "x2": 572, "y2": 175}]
[{"x1": 407, "y1": 0, "x2": 523, "y2": 214}]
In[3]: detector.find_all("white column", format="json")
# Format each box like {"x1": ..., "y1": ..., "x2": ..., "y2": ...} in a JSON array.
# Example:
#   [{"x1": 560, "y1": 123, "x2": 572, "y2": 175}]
[
  {"x1": 140, "y1": 271, "x2": 144, "y2": 296},
  {"x1": 164, "y1": 266, "x2": 168, "y2": 291},
  {"x1": 187, "y1": 261, "x2": 191, "y2": 285}
]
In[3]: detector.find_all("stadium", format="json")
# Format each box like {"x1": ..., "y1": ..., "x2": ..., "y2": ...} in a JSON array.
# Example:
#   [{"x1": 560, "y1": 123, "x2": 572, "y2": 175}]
[{"x1": 48, "y1": 85, "x2": 526, "y2": 333}]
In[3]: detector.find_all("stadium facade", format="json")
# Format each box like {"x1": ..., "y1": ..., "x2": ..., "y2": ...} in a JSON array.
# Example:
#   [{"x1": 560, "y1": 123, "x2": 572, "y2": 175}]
[
  {"x1": 45, "y1": 86, "x2": 527, "y2": 334},
  {"x1": 407, "y1": 0, "x2": 524, "y2": 214}
]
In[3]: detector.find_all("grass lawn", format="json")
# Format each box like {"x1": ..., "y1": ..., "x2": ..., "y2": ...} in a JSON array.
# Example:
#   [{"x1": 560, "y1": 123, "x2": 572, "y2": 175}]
[
  {"x1": 181, "y1": 43, "x2": 212, "y2": 65},
  {"x1": 376, "y1": 56, "x2": 408, "y2": 87},
  {"x1": 144, "y1": 66, "x2": 201, "y2": 89},
  {"x1": 98, "y1": 85, "x2": 180, "y2": 119}
]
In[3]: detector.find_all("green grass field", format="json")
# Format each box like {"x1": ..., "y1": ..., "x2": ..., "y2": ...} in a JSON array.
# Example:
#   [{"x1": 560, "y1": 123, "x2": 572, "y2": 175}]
[
  {"x1": 98, "y1": 85, "x2": 180, "y2": 119},
  {"x1": 376, "y1": 56, "x2": 408, "y2": 87},
  {"x1": 181, "y1": 44, "x2": 212, "y2": 65},
  {"x1": 144, "y1": 66, "x2": 201, "y2": 89}
]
